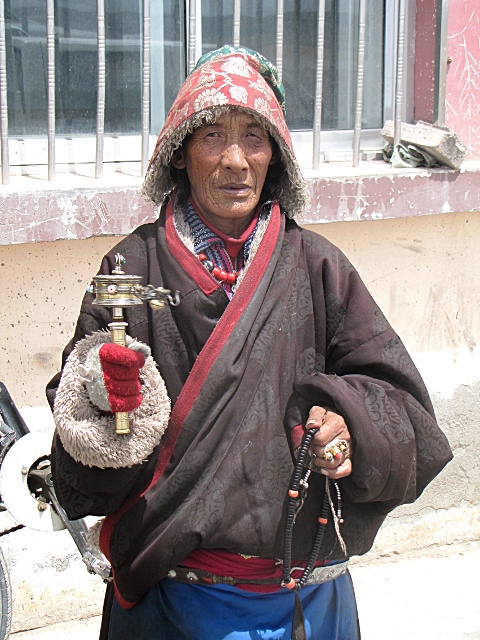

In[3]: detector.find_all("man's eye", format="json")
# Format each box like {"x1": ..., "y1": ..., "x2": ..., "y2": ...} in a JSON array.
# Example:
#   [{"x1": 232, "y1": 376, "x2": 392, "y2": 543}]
[{"x1": 247, "y1": 130, "x2": 267, "y2": 141}]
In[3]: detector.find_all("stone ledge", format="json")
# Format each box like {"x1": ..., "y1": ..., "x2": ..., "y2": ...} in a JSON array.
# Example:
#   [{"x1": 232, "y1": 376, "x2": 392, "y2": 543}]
[
  {"x1": 304, "y1": 161, "x2": 480, "y2": 224},
  {"x1": 1, "y1": 161, "x2": 479, "y2": 246}
]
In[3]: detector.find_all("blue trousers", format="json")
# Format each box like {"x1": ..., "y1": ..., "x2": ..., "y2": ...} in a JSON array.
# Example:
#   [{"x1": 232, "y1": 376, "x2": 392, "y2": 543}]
[{"x1": 107, "y1": 571, "x2": 360, "y2": 639}]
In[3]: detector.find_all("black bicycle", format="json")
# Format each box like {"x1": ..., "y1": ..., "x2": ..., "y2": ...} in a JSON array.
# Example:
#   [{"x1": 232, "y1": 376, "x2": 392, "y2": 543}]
[{"x1": 0, "y1": 382, "x2": 111, "y2": 640}]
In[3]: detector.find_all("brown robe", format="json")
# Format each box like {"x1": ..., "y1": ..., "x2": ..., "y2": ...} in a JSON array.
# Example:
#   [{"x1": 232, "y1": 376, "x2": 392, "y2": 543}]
[{"x1": 49, "y1": 200, "x2": 452, "y2": 607}]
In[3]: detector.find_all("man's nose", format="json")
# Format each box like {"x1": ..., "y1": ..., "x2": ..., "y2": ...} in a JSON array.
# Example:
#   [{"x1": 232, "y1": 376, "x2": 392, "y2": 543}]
[{"x1": 221, "y1": 143, "x2": 249, "y2": 171}]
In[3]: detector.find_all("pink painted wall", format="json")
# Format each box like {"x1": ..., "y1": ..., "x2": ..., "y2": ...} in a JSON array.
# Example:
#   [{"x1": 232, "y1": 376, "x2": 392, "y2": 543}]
[
  {"x1": 414, "y1": 0, "x2": 438, "y2": 123},
  {"x1": 445, "y1": 0, "x2": 480, "y2": 160}
]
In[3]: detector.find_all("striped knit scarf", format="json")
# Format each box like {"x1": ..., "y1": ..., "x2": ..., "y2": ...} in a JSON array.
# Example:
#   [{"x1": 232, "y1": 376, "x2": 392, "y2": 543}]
[{"x1": 183, "y1": 199, "x2": 260, "y2": 299}]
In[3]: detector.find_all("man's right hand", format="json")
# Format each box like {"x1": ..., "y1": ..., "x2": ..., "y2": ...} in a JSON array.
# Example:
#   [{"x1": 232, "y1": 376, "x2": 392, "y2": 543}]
[
  {"x1": 98, "y1": 343, "x2": 145, "y2": 412},
  {"x1": 79, "y1": 341, "x2": 150, "y2": 414}
]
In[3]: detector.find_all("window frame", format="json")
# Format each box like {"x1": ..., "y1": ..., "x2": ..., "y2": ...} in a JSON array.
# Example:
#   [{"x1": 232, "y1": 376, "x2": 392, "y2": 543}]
[{"x1": 1, "y1": 0, "x2": 429, "y2": 176}]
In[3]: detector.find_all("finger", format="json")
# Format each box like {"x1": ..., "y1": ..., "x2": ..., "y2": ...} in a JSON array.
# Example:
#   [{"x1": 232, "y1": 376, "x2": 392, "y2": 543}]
[
  {"x1": 109, "y1": 394, "x2": 143, "y2": 413},
  {"x1": 310, "y1": 450, "x2": 349, "y2": 473},
  {"x1": 100, "y1": 343, "x2": 146, "y2": 368},
  {"x1": 311, "y1": 437, "x2": 349, "y2": 461},
  {"x1": 310, "y1": 415, "x2": 349, "y2": 448},
  {"x1": 103, "y1": 377, "x2": 142, "y2": 397},
  {"x1": 319, "y1": 458, "x2": 352, "y2": 479},
  {"x1": 305, "y1": 406, "x2": 328, "y2": 430},
  {"x1": 102, "y1": 362, "x2": 143, "y2": 381}
]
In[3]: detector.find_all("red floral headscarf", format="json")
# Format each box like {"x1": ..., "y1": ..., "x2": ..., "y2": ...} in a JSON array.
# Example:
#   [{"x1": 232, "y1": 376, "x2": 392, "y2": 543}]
[{"x1": 142, "y1": 46, "x2": 308, "y2": 217}]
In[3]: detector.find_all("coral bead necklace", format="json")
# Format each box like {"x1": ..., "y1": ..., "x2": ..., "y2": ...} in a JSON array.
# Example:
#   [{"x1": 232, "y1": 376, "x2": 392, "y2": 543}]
[{"x1": 197, "y1": 252, "x2": 238, "y2": 284}]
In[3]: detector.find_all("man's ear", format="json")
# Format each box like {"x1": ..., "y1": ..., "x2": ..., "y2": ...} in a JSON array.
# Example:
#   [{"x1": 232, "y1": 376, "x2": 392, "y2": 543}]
[{"x1": 171, "y1": 147, "x2": 186, "y2": 170}]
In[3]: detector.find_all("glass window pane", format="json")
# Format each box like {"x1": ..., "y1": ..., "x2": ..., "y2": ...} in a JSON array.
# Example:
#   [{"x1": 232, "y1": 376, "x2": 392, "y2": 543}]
[
  {"x1": 201, "y1": 0, "x2": 385, "y2": 132},
  {"x1": 103, "y1": 0, "x2": 142, "y2": 135},
  {"x1": 201, "y1": 0, "x2": 234, "y2": 55},
  {"x1": 5, "y1": 0, "x2": 185, "y2": 137},
  {"x1": 151, "y1": 0, "x2": 186, "y2": 134},
  {"x1": 56, "y1": 0, "x2": 98, "y2": 135},
  {"x1": 6, "y1": 0, "x2": 48, "y2": 135},
  {"x1": 322, "y1": 0, "x2": 384, "y2": 130}
]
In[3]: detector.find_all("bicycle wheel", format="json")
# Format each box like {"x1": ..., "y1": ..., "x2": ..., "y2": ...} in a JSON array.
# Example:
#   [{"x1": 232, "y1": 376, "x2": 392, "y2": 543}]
[{"x1": 0, "y1": 545, "x2": 12, "y2": 640}]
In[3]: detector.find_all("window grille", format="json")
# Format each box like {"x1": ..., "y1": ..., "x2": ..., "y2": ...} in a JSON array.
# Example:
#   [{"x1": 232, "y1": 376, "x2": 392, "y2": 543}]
[{"x1": 0, "y1": 0, "x2": 419, "y2": 184}]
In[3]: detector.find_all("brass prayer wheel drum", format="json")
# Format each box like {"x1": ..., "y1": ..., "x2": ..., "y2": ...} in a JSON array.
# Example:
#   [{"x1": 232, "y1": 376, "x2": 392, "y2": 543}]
[{"x1": 89, "y1": 274, "x2": 144, "y2": 308}]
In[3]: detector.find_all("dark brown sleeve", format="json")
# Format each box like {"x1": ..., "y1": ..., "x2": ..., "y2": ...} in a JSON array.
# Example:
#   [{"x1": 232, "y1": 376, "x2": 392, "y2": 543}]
[
  {"x1": 51, "y1": 433, "x2": 158, "y2": 519},
  {"x1": 299, "y1": 235, "x2": 452, "y2": 508}
]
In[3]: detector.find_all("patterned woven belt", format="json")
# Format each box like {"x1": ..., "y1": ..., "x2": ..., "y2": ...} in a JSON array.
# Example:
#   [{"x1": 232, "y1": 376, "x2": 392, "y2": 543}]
[
  {"x1": 302, "y1": 561, "x2": 349, "y2": 585},
  {"x1": 165, "y1": 560, "x2": 349, "y2": 587}
]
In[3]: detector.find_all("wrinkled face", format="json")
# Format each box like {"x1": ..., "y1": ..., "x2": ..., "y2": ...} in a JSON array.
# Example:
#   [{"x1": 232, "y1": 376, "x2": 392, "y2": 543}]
[{"x1": 171, "y1": 111, "x2": 274, "y2": 237}]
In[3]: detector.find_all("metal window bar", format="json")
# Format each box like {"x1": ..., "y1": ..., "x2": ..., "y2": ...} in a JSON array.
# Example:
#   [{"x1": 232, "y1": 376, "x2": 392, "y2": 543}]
[
  {"x1": 188, "y1": 0, "x2": 197, "y2": 73},
  {"x1": 276, "y1": 0, "x2": 284, "y2": 82},
  {"x1": 352, "y1": 0, "x2": 367, "y2": 167},
  {"x1": 312, "y1": 0, "x2": 326, "y2": 170},
  {"x1": 233, "y1": 0, "x2": 241, "y2": 48},
  {"x1": 0, "y1": 0, "x2": 9, "y2": 185},
  {"x1": 393, "y1": 0, "x2": 407, "y2": 148},
  {"x1": 95, "y1": 0, "x2": 106, "y2": 179},
  {"x1": 46, "y1": 0, "x2": 56, "y2": 181},
  {"x1": 141, "y1": 0, "x2": 151, "y2": 175}
]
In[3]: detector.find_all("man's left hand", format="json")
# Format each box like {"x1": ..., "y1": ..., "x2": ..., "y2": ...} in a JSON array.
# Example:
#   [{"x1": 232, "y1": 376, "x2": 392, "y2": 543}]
[{"x1": 305, "y1": 406, "x2": 352, "y2": 479}]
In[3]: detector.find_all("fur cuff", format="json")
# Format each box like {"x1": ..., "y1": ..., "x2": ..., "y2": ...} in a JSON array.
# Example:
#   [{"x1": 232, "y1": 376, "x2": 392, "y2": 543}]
[
  {"x1": 80, "y1": 343, "x2": 110, "y2": 412},
  {"x1": 54, "y1": 332, "x2": 171, "y2": 469}
]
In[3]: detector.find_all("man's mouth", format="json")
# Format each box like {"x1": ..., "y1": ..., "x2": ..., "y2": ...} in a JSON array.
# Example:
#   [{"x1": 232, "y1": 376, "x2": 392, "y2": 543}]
[{"x1": 219, "y1": 183, "x2": 251, "y2": 194}]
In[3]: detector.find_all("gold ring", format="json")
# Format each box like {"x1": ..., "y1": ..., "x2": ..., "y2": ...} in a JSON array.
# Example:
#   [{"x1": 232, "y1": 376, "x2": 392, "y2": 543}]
[{"x1": 323, "y1": 439, "x2": 348, "y2": 462}]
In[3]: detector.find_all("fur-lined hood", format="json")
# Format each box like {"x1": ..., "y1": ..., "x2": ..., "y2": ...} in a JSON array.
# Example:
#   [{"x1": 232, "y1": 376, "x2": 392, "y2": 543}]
[{"x1": 142, "y1": 46, "x2": 309, "y2": 218}]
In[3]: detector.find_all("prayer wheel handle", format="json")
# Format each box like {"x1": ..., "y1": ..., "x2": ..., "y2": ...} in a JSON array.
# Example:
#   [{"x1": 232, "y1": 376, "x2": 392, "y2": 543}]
[{"x1": 87, "y1": 253, "x2": 179, "y2": 435}]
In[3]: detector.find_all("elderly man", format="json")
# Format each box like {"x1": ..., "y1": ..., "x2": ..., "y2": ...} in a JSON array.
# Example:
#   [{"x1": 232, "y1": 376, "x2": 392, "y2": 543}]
[{"x1": 48, "y1": 47, "x2": 452, "y2": 640}]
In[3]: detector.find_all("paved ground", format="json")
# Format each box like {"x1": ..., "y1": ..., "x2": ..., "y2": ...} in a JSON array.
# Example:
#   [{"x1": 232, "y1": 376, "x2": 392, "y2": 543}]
[
  {"x1": 11, "y1": 617, "x2": 102, "y2": 640},
  {"x1": 10, "y1": 541, "x2": 480, "y2": 639},
  {"x1": 350, "y1": 542, "x2": 480, "y2": 640}
]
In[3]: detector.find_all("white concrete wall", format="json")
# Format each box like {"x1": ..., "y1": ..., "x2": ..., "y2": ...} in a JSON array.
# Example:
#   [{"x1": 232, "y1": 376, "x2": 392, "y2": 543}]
[{"x1": 0, "y1": 211, "x2": 478, "y2": 631}]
